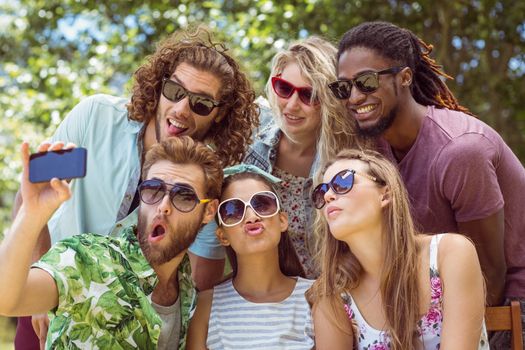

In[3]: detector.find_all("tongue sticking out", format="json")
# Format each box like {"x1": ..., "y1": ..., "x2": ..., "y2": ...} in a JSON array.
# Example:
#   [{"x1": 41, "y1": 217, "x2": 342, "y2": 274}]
[{"x1": 167, "y1": 120, "x2": 188, "y2": 136}]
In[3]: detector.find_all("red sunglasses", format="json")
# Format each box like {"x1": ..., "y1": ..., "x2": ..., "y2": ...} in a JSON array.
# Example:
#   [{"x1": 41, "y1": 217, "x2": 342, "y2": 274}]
[{"x1": 271, "y1": 76, "x2": 318, "y2": 106}]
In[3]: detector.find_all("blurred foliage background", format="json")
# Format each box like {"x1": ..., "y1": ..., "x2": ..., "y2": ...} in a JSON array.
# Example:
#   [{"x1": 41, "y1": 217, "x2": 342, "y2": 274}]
[{"x1": 1, "y1": 0, "x2": 524, "y2": 238}]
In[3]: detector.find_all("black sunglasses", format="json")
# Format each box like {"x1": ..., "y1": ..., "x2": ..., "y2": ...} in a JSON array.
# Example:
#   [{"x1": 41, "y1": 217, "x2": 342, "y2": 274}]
[
  {"x1": 161, "y1": 77, "x2": 222, "y2": 116},
  {"x1": 328, "y1": 66, "x2": 405, "y2": 99},
  {"x1": 218, "y1": 191, "x2": 280, "y2": 227},
  {"x1": 311, "y1": 169, "x2": 384, "y2": 209},
  {"x1": 138, "y1": 178, "x2": 210, "y2": 213}
]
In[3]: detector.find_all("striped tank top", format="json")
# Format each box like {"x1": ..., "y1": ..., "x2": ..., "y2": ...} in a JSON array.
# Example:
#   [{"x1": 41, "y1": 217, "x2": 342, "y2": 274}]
[{"x1": 206, "y1": 277, "x2": 315, "y2": 349}]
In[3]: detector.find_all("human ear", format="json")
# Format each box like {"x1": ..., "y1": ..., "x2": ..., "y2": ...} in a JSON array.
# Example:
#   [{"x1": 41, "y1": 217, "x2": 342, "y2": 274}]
[
  {"x1": 202, "y1": 199, "x2": 218, "y2": 225},
  {"x1": 400, "y1": 67, "x2": 413, "y2": 87},
  {"x1": 380, "y1": 186, "x2": 391, "y2": 208},
  {"x1": 279, "y1": 211, "x2": 289, "y2": 233},
  {"x1": 215, "y1": 227, "x2": 231, "y2": 247}
]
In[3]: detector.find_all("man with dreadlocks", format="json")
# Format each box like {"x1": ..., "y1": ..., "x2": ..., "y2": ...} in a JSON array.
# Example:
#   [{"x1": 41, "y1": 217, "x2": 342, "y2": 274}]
[{"x1": 328, "y1": 21, "x2": 525, "y2": 347}]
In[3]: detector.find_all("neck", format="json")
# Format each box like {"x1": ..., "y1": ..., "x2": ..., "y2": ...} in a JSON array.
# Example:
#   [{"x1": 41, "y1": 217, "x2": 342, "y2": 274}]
[
  {"x1": 233, "y1": 249, "x2": 292, "y2": 299},
  {"x1": 280, "y1": 132, "x2": 317, "y2": 157},
  {"x1": 150, "y1": 251, "x2": 185, "y2": 306},
  {"x1": 143, "y1": 118, "x2": 157, "y2": 153},
  {"x1": 343, "y1": 223, "x2": 385, "y2": 279},
  {"x1": 382, "y1": 98, "x2": 428, "y2": 161}
]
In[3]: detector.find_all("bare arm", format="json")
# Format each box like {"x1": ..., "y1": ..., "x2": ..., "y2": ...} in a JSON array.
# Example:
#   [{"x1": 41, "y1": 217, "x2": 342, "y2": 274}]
[
  {"x1": 439, "y1": 234, "x2": 486, "y2": 349},
  {"x1": 312, "y1": 297, "x2": 353, "y2": 350},
  {"x1": 186, "y1": 289, "x2": 213, "y2": 350},
  {"x1": 457, "y1": 209, "x2": 506, "y2": 306},
  {"x1": 188, "y1": 253, "x2": 225, "y2": 291},
  {"x1": 0, "y1": 142, "x2": 70, "y2": 316}
]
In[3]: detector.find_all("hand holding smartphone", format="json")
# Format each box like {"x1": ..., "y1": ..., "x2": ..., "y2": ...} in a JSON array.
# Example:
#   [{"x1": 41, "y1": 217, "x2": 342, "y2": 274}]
[{"x1": 29, "y1": 148, "x2": 87, "y2": 183}]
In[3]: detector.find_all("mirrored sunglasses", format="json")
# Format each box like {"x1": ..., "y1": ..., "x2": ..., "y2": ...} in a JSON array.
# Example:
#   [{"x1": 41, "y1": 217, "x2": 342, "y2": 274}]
[
  {"x1": 311, "y1": 169, "x2": 383, "y2": 209},
  {"x1": 328, "y1": 66, "x2": 404, "y2": 99},
  {"x1": 271, "y1": 76, "x2": 318, "y2": 106},
  {"x1": 218, "y1": 191, "x2": 280, "y2": 227},
  {"x1": 162, "y1": 77, "x2": 222, "y2": 116},
  {"x1": 138, "y1": 178, "x2": 210, "y2": 213}
]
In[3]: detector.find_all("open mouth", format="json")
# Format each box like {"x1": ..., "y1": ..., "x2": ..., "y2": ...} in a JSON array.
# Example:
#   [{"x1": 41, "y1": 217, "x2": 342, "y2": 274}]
[
  {"x1": 167, "y1": 118, "x2": 189, "y2": 136},
  {"x1": 244, "y1": 222, "x2": 264, "y2": 236},
  {"x1": 149, "y1": 224, "x2": 166, "y2": 242}
]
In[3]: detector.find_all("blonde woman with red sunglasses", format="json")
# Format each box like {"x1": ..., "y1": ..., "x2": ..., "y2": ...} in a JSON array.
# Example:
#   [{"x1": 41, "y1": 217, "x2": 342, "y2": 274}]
[
  {"x1": 307, "y1": 149, "x2": 489, "y2": 350},
  {"x1": 187, "y1": 166, "x2": 314, "y2": 349},
  {"x1": 244, "y1": 37, "x2": 361, "y2": 279}
]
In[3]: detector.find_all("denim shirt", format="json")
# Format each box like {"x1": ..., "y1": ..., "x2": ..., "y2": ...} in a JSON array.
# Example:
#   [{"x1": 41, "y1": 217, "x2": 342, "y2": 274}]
[{"x1": 244, "y1": 105, "x2": 320, "y2": 267}]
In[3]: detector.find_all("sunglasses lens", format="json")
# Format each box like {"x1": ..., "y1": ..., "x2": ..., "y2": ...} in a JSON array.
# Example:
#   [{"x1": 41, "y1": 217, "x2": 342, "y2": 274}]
[
  {"x1": 189, "y1": 96, "x2": 215, "y2": 116},
  {"x1": 170, "y1": 186, "x2": 198, "y2": 212},
  {"x1": 251, "y1": 192, "x2": 279, "y2": 216},
  {"x1": 354, "y1": 73, "x2": 379, "y2": 93},
  {"x1": 139, "y1": 179, "x2": 165, "y2": 204},
  {"x1": 328, "y1": 81, "x2": 352, "y2": 100},
  {"x1": 312, "y1": 183, "x2": 329, "y2": 209},
  {"x1": 298, "y1": 88, "x2": 316, "y2": 106},
  {"x1": 272, "y1": 78, "x2": 294, "y2": 98},
  {"x1": 163, "y1": 80, "x2": 186, "y2": 102},
  {"x1": 219, "y1": 199, "x2": 246, "y2": 226},
  {"x1": 332, "y1": 170, "x2": 355, "y2": 194}
]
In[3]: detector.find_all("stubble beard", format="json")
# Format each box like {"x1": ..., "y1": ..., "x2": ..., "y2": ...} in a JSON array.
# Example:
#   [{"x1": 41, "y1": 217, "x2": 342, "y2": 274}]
[
  {"x1": 137, "y1": 210, "x2": 205, "y2": 266},
  {"x1": 356, "y1": 105, "x2": 398, "y2": 139}
]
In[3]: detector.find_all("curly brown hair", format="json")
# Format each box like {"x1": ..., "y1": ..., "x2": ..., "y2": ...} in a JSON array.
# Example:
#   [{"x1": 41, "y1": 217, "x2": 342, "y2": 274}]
[{"x1": 128, "y1": 26, "x2": 259, "y2": 166}]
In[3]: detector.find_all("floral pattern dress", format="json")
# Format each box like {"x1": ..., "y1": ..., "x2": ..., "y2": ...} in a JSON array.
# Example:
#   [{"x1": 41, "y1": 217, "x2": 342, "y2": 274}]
[{"x1": 342, "y1": 234, "x2": 489, "y2": 350}]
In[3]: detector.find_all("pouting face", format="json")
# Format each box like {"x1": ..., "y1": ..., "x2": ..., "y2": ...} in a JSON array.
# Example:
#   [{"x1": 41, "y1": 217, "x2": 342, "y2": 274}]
[
  {"x1": 321, "y1": 159, "x2": 385, "y2": 240},
  {"x1": 337, "y1": 47, "x2": 403, "y2": 138},
  {"x1": 217, "y1": 178, "x2": 287, "y2": 256},
  {"x1": 274, "y1": 62, "x2": 322, "y2": 140},
  {"x1": 136, "y1": 160, "x2": 214, "y2": 266},
  {"x1": 155, "y1": 62, "x2": 223, "y2": 142}
]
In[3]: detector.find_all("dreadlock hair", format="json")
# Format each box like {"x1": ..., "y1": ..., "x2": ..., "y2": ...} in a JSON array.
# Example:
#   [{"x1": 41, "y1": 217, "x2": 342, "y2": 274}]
[{"x1": 338, "y1": 21, "x2": 472, "y2": 115}]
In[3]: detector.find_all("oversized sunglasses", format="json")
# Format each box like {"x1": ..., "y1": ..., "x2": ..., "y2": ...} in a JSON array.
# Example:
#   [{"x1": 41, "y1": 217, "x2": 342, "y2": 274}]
[
  {"x1": 162, "y1": 77, "x2": 222, "y2": 116},
  {"x1": 311, "y1": 169, "x2": 383, "y2": 209},
  {"x1": 218, "y1": 191, "x2": 280, "y2": 227},
  {"x1": 138, "y1": 178, "x2": 211, "y2": 213},
  {"x1": 271, "y1": 76, "x2": 318, "y2": 106},
  {"x1": 328, "y1": 66, "x2": 404, "y2": 99}
]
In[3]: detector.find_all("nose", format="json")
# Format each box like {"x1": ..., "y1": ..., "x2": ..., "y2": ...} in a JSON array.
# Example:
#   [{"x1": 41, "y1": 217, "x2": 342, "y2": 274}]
[
  {"x1": 244, "y1": 205, "x2": 261, "y2": 224},
  {"x1": 323, "y1": 187, "x2": 336, "y2": 206},
  {"x1": 172, "y1": 95, "x2": 192, "y2": 119},
  {"x1": 285, "y1": 91, "x2": 301, "y2": 109},
  {"x1": 157, "y1": 193, "x2": 173, "y2": 216},
  {"x1": 348, "y1": 84, "x2": 366, "y2": 106}
]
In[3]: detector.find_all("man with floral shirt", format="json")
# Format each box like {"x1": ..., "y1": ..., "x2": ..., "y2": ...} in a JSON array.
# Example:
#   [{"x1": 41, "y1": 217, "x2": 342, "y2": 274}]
[{"x1": 0, "y1": 136, "x2": 222, "y2": 349}]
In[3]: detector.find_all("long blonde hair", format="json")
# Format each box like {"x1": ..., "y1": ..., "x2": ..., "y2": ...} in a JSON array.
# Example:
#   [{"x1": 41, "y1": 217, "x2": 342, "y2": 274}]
[
  {"x1": 265, "y1": 36, "x2": 360, "y2": 163},
  {"x1": 307, "y1": 148, "x2": 421, "y2": 349}
]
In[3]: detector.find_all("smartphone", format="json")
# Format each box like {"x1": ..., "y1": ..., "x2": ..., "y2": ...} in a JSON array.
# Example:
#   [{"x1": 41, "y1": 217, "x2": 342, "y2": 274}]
[{"x1": 29, "y1": 148, "x2": 87, "y2": 183}]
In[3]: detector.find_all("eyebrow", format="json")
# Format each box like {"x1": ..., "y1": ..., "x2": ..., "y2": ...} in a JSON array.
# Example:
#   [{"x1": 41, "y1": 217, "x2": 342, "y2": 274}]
[{"x1": 170, "y1": 73, "x2": 217, "y2": 100}]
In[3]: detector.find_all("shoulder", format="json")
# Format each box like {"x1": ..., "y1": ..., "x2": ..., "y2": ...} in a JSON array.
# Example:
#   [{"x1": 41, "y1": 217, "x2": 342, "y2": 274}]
[{"x1": 435, "y1": 233, "x2": 479, "y2": 269}]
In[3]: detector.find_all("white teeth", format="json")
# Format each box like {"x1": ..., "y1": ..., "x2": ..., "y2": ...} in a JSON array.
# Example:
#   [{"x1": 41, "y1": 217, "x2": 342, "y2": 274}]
[
  {"x1": 356, "y1": 105, "x2": 376, "y2": 114},
  {"x1": 168, "y1": 118, "x2": 186, "y2": 129},
  {"x1": 286, "y1": 114, "x2": 302, "y2": 120}
]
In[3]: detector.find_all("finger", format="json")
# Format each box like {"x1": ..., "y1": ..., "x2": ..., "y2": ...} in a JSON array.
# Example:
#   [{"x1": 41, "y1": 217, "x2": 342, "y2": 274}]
[
  {"x1": 47, "y1": 141, "x2": 66, "y2": 152},
  {"x1": 39, "y1": 324, "x2": 47, "y2": 350},
  {"x1": 63, "y1": 142, "x2": 77, "y2": 150},
  {"x1": 50, "y1": 178, "x2": 72, "y2": 201},
  {"x1": 36, "y1": 141, "x2": 52, "y2": 153},
  {"x1": 21, "y1": 142, "x2": 31, "y2": 180},
  {"x1": 31, "y1": 315, "x2": 40, "y2": 335}
]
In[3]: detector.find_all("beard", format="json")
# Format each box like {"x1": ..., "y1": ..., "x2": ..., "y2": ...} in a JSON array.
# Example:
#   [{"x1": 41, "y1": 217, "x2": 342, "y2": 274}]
[
  {"x1": 136, "y1": 210, "x2": 205, "y2": 266},
  {"x1": 356, "y1": 105, "x2": 398, "y2": 138}
]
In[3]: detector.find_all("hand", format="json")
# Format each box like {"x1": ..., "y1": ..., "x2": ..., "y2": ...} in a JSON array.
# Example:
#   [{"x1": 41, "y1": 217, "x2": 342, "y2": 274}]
[
  {"x1": 20, "y1": 141, "x2": 73, "y2": 217},
  {"x1": 31, "y1": 313, "x2": 50, "y2": 350}
]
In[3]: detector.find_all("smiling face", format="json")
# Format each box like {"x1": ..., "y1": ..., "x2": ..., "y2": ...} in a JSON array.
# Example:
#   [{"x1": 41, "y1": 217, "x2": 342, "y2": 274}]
[
  {"x1": 136, "y1": 160, "x2": 215, "y2": 266},
  {"x1": 155, "y1": 62, "x2": 223, "y2": 142},
  {"x1": 275, "y1": 62, "x2": 322, "y2": 140},
  {"x1": 321, "y1": 158, "x2": 386, "y2": 241},
  {"x1": 216, "y1": 178, "x2": 288, "y2": 256},
  {"x1": 337, "y1": 47, "x2": 404, "y2": 138}
]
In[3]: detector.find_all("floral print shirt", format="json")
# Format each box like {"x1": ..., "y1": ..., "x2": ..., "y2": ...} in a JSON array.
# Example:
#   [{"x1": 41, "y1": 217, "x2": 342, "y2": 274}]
[
  {"x1": 342, "y1": 234, "x2": 489, "y2": 349},
  {"x1": 32, "y1": 225, "x2": 195, "y2": 350}
]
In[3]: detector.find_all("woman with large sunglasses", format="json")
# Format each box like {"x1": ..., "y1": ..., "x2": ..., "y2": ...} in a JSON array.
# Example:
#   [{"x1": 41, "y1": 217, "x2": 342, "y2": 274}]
[
  {"x1": 306, "y1": 149, "x2": 489, "y2": 350},
  {"x1": 245, "y1": 36, "x2": 360, "y2": 278},
  {"x1": 187, "y1": 166, "x2": 314, "y2": 349}
]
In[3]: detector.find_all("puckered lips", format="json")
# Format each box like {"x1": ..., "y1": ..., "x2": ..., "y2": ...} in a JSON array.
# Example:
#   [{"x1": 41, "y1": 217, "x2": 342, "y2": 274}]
[
  {"x1": 326, "y1": 205, "x2": 342, "y2": 219},
  {"x1": 148, "y1": 218, "x2": 168, "y2": 243},
  {"x1": 243, "y1": 222, "x2": 265, "y2": 237},
  {"x1": 166, "y1": 117, "x2": 189, "y2": 136}
]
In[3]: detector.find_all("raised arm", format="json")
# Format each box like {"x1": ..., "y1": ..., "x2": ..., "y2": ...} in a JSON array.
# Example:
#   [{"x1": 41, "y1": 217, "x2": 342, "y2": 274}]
[
  {"x1": 0, "y1": 142, "x2": 71, "y2": 316},
  {"x1": 439, "y1": 234, "x2": 486, "y2": 349}
]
